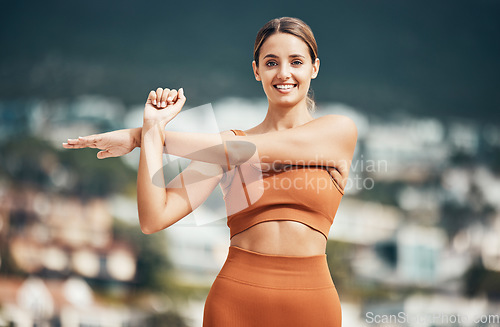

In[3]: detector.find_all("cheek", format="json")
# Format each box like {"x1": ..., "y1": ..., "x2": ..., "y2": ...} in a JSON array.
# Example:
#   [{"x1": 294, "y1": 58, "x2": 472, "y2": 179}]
[
  {"x1": 260, "y1": 75, "x2": 275, "y2": 89},
  {"x1": 260, "y1": 70, "x2": 274, "y2": 81}
]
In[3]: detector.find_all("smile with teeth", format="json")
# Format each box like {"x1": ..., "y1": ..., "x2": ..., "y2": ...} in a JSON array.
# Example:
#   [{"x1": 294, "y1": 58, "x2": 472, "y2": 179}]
[{"x1": 274, "y1": 84, "x2": 297, "y2": 90}]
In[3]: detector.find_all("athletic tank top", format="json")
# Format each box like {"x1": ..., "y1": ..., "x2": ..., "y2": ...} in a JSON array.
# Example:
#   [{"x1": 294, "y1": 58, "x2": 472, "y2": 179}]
[{"x1": 220, "y1": 129, "x2": 344, "y2": 240}]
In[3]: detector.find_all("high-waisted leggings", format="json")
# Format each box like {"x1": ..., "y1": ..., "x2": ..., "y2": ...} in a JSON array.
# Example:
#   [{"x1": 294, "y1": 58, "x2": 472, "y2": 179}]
[{"x1": 203, "y1": 246, "x2": 342, "y2": 327}]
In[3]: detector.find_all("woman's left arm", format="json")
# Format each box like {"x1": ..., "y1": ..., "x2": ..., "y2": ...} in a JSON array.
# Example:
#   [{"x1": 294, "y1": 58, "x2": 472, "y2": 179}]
[
  {"x1": 67, "y1": 114, "x2": 358, "y2": 178},
  {"x1": 65, "y1": 88, "x2": 357, "y2": 177},
  {"x1": 162, "y1": 114, "x2": 358, "y2": 178}
]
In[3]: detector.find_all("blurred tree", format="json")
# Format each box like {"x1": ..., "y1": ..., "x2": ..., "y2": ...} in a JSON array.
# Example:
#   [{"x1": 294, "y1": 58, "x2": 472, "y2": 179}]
[
  {"x1": 0, "y1": 136, "x2": 136, "y2": 197},
  {"x1": 326, "y1": 240, "x2": 356, "y2": 297},
  {"x1": 112, "y1": 219, "x2": 208, "y2": 301},
  {"x1": 439, "y1": 181, "x2": 494, "y2": 240},
  {"x1": 144, "y1": 312, "x2": 190, "y2": 327},
  {"x1": 355, "y1": 180, "x2": 403, "y2": 206},
  {"x1": 0, "y1": 137, "x2": 53, "y2": 186},
  {"x1": 113, "y1": 219, "x2": 174, "y2": 292},
  {"x1": 439, "y1": 202, "x2": 476, "y2": 239},
  {"x1": 374, "y1": 240, "x2": 398, "y2": 268},
  {"x1": 463, "y1": 260, "x2": 500, "y2": 300},
  {"x1": 485, "y1": 145, "x2": 500, "y2": 175}
]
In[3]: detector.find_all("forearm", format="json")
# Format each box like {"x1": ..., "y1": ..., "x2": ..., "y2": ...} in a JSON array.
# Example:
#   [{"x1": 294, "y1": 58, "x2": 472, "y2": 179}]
[
  {"x1": 161, "y1": 115, "x2": 357, "y2": 172},
  {"x1": 137, "y1": 122, "x2": 168, "y2": 234},
  {"x1": 163, "y1": 130, "x2": 256, "y2": 166}
]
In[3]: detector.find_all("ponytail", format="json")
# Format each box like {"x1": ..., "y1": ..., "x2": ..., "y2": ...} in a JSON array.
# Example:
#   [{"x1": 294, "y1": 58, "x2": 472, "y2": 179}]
[{"x1": 306, "y1": 89, "x2": 316, "y2": 113}]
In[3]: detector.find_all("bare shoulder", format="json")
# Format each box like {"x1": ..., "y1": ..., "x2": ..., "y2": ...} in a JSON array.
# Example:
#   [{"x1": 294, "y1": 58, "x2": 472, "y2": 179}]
[
  {"x1": 312, "y1": 114, "x2": 358, "y2": 137},
  {"x1": 311, "y1": 115, "x2": 358, "y2": 181}
]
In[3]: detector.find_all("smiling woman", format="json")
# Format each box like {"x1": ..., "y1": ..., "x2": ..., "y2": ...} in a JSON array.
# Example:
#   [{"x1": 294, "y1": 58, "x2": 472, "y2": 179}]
[
  {"x1": 63, "y1": 16, "x2": 357, "y2": 327},
  {"x1": 253, "y1": 17, "x2": 320, "y2": 112}
]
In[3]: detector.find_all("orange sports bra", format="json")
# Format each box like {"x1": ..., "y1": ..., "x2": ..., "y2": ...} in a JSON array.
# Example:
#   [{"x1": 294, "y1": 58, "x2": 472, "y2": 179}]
[{"x1": 220, "y1": 129, "x2": 344, "y2": 240}]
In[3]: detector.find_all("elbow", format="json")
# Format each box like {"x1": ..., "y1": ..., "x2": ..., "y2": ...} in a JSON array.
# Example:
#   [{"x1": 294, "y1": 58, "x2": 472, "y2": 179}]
[
  {"x1": 138, "y1": 212, "x2": 173, "y2": 235},
  {"x1": 138, "y1": 212, "x2": 161, "y2": 235},
  {"x1": 230, "y1": 139, "x2": 257, "y2": 165},
  {"x1": 140, "y1": 224, "x2": 158, "y2": 235}
]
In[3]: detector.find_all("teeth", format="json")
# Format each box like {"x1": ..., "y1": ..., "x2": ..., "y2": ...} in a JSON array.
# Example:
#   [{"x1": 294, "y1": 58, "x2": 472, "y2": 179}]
[{"x1": 276, "y1": 84, "x2": 295, "y2": 89}]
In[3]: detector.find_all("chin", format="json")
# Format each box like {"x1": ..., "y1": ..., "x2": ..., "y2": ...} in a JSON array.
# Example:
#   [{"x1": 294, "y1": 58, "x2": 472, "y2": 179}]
[{"x1": 270, "y1": 98, "x2": 302, "y2": 108}]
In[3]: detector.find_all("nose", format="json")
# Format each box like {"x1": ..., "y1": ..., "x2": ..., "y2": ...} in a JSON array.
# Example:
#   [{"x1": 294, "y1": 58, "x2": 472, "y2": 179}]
[{"x1": 277, "y1": 65, "x2": 291, "y2": 80}]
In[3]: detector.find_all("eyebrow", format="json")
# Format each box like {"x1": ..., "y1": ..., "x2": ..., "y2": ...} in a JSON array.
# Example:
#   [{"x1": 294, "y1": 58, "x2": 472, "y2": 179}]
[{"x1": 262, "y1": 54, "x2": 306, "y2": 59}]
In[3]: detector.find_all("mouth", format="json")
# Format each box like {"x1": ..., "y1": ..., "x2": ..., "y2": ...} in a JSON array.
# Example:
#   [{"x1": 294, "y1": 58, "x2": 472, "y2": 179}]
[{"x1": 273, "y1": 84, "x2": 297, "y2": 93}]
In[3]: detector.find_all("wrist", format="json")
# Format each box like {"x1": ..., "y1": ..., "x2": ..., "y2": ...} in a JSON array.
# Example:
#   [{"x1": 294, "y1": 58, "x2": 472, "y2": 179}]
[
  {"x1": 142, "y1": 121, "x2": 166, "y2": 146},
  {"x1": 132, "y1": 127, "x2": 142, "y2": 148},
  {"x1": 143, "y1": 119, "x2": 167, "y2": 129}
]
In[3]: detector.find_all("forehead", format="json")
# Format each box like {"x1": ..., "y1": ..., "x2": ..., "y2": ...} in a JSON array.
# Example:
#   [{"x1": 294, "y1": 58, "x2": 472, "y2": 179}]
[{"x1": 259, "y1": 33, "x2": 309, "y2": 57}]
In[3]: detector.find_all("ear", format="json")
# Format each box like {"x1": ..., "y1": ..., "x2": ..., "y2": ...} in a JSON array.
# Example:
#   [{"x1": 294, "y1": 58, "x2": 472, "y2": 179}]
[
  {"x1": 311, "y1": 58, "x2": 320, "y2": 79},
  {"x1": 252, "y1": 60, "x2": 261, "y2": 81}
]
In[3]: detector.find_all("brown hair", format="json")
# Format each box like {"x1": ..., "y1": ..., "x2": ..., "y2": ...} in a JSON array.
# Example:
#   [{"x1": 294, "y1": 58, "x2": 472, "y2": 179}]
[{"x1": 253, "y1": 17, "x2": 318, "y2": 112}]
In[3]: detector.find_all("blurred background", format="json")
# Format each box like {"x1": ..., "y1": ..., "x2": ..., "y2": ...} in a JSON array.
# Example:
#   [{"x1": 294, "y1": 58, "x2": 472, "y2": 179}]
[{"x1": 1, "y1": 0, "x2": 500, "y2": 326}]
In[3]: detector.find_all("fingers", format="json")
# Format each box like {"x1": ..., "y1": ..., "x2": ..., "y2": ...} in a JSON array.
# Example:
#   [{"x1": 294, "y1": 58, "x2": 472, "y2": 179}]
[
  {"x1": 62, "y1": 138, "x2": 85, "y2": 149},
  {"x1": 62, "y1": 135, "x2": 102, "y2": 149},
  {"x1": 158, "y1": 88, "x2": 177, "y2": 108},
  {"x1": 159, "y1": 89, "x2": 169, "y2": 108},
  {"x1": 176, "y1": 88, "x2": 186, "y2": 107},
  {"x1": 163, "y1": 89, "x2": 178, "y2": 106},
  {"x1": 148, "y1": 87, "x2": 184, "y2": 109},
  {"x1": 178, "y1": 87, "x2": 185, "y2": 100},
  {"x1": 156, "y1": 88, "x2": 167, "y2": 108},
  {"x1": 147, "y1": 90, "x2": 157, "y2": 105},
  {"x1": 77, "y1": 135, "x2": 101, "y2": 149},
  {"x1": 97, "y1": 150, "x2": 113, "y2": 159}
]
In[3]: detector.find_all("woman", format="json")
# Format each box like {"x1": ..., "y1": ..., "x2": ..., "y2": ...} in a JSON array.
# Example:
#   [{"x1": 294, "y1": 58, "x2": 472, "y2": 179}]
[{"x1": 64, "y1": 17, "x2": 357, "y2": 326}]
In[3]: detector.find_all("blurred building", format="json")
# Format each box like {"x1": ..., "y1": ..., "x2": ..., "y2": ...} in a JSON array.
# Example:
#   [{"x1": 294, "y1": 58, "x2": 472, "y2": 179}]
[
  {"x1": 165, "y1": 209, "x2": 230, "y2": 286},
  {"x1": 0, "y1": 187, "x2": 136, "y2": 281},
  {"x1": 0, "y1": 276, "x2": 139, "y2": 327}
]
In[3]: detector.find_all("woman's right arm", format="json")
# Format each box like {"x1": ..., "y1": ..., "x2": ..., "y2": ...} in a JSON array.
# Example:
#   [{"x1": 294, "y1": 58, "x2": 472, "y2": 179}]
[
  {"x1": 137, "y1": 120, "x2": 230, "y2": 234},
  {"x1": 63, "y1": 127, "x2": 142, "y2": 159},
  {"x1": 65, "y1": 125, "x2": 229, "y2": 234},
  {"x1": 64, "y1": 88, "x2": 229, "y2": 234}
]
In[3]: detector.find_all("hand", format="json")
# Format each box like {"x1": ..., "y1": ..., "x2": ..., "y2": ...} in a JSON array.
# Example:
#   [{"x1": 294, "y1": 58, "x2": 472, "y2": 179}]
[
  {"x1": 144, "y1": 87, "x2": 186, "y2": 127},
  {"x1": 63, "y1": 128, "x2": 140, "y2": 159}
]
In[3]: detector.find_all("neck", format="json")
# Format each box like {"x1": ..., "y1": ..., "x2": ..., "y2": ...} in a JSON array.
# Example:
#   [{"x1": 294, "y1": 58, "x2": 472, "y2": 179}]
[{"x1": 260, "y1": 99, "x2": 314, "y2": 132}]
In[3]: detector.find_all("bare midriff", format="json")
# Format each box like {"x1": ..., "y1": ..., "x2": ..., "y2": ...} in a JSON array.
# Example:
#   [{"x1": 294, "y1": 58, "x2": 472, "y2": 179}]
[{"x1": 230, "y1": 220, "x2": 327, "y2": 256}]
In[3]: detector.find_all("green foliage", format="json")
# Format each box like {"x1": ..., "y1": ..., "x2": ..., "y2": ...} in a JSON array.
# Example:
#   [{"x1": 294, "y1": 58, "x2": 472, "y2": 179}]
[
  {"x1": 0, "y1": 136, "x2": 54, "y2": 185},
  {"x1": 0, "y1": 135, "x2": 136, "y2": 197},
  {"x1": 0, "y1": 242, "x2": 27, "y2": 277},
  {"x1": 326, "y1": 240, "x2": 356, "y2": 296},
  {"x1": 326, "y1": 240, "x2": 421, "y2": 302},
  {"x1": 448, "y1": 150, "x2": 476, "y2": 167},
  {"x1": 463, "y1": 261, "x2": 500, "y2": 300},
  {"x1": 143, "y1": 312, "x2": 190, "y2": 327},
  {"x1": 112, "y1": 219, "x2": 174, "y2": 293},
  {"x1": 439, "y1": 184, "x2": 494, "y2": 239},
  {"x1": 484, "y1": 145, "x2": 500, "y2": 175},
  {"x1": 439, "y1": 202, "x2": 476, "y2": 239},
  {"x1": 374, "y1": 241, "x2": 397, "y2": 267},
  {"x1": 355, "y1": 181, "x2": 403, "y2": 206}
]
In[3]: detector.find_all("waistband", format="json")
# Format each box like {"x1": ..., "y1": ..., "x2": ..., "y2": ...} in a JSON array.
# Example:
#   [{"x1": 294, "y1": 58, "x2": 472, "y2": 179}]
[{"x1": 217, "y1": 246, "x2": 334, "y2": 290}]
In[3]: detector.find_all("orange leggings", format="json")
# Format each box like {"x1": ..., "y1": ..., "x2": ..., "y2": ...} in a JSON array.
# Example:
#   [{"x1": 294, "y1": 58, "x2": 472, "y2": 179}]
[{"x1": 203, "y1": 246, "x2": 342, "y2": 327}]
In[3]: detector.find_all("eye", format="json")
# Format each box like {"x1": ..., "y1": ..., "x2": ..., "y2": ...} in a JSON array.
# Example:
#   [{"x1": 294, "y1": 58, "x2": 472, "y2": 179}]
[
  {"x1": 292, "y1": 60, "x2": 303, "y2": 65},
  {"x1": 266, "y1": 61, "x2": 277, "y2": 67}
]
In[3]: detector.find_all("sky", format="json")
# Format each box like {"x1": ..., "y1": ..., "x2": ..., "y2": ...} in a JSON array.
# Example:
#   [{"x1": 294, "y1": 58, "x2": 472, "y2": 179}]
[{"x1": 1, "y1": 0, "x2": 499, "y2": 123}]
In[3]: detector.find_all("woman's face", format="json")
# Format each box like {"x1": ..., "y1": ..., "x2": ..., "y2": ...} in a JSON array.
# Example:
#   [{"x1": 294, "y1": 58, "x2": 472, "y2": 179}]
[{"x1": 252, "y1": 33, "x2": 319, "y2": 109}]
